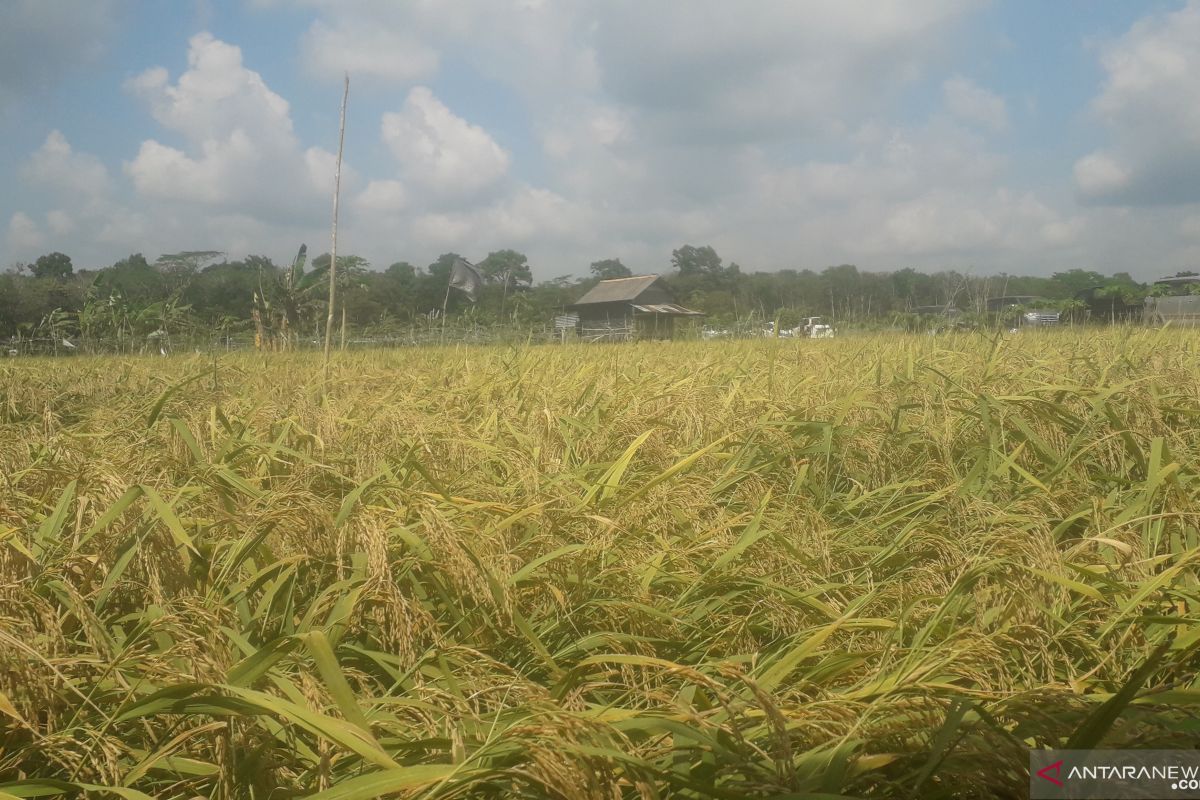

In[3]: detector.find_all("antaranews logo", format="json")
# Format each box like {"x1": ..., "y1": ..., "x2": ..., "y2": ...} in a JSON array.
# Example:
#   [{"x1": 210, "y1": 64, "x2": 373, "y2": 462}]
[
  {"x1": 1030, "y1": 750, "x2": 1200, "y2": 799},
  {"x1": 1037, "y1": 760, "x2": 1064, "y2": 787}
]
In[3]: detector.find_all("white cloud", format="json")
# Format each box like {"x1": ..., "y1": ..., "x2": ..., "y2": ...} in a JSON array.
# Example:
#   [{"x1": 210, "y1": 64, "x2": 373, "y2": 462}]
[
  {"x1": 6, "y1": 212, "x2": 44, "y2": 254},
  {"x1": 22, "y1": 130, "x2": 111, "y2": 199},
  {"x1": 303, "y1": 20, "x2": 438, "y2": 82},
  {"x1": 731, "y1": 120, "x2": 1083, "y2": 266},
  {"x1": 414, "y1": 185, "x2": 586, "y2": 246},
  {"x1": 381, "y1": 87, "x2": 511, "y2": 198},
  {"x1": 127, "y1": 33, "x2": 293, "y2": 142},
  {"x1": 1182, "y1": 215, "x2": 1200, "y2": 240},
  {"x1": 355, "y1": 180, "x2": 408, "y2": 214},
  {"x1": 124, "y1": 32, "x2": 338, "y2": 219},
  {"x1": 588, "y1": 0, "x2": 982, "y2": 144},
  {"x1": 1075, "y1": 0, "x2": 1200, "y2": 205},
  {"x1": 400, "y1": 184, "x2": 594, "y2": 270},
  {"x1": 96, "y1": 207, "x2": 151, "y2": 247},
  {"x1": 541, "y1": 104, "x2": 631, "y2": 161},
  {"x1": 942, "y1": 76, "x2": 1009, "y2": 132},
  {"x1": 8, "y1": 35, "x2": 344, "y2": 266},
  {"x1": 46, "y1": 210, "x2": 75, "y2": 236},
  {"x1": 1073, "y1": 151, "x2": 1131, "y2": 197}
]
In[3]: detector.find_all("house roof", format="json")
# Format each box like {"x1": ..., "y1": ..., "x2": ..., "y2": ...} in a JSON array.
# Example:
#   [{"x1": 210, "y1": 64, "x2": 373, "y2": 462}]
[
  {"x1": 632, "y1": 303, "x2": 705, "y2": 316},
  {"x1": 571, "y1": 275, "x2": 662, "y2": 305}
]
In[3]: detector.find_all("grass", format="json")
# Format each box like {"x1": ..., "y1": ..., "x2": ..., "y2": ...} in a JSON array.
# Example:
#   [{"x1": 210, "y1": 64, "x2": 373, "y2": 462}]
[{"x1": 1, "y1": 328, "x2": 1199, "y2": 798}]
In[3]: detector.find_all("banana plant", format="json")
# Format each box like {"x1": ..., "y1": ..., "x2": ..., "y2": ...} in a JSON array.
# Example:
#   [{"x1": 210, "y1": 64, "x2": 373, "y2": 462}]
[{"x1": 252, "y1": 244, "x2": 327, "y2": 350}]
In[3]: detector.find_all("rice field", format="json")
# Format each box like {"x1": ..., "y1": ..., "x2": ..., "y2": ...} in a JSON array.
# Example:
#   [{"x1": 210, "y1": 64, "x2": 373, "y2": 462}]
[{"x1": 2, "y1": 328, "x2": 1199, "y2": 799}]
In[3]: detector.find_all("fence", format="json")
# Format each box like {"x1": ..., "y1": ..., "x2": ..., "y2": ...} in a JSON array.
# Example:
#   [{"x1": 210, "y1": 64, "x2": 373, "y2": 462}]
[{"x1": 2, "y1": 322, "x2": 577, "y2": 357}]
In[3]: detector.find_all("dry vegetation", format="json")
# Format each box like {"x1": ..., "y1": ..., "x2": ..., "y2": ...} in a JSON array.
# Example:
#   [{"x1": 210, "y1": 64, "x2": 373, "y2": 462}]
[{"x1": 2, "y1": 329, "x2": 1199, "y2": 798}]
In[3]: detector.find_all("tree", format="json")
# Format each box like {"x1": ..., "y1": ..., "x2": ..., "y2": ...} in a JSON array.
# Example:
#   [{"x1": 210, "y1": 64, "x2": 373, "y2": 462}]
[
  {"x1": 311, "y1": 253, "x2": 370, "y2": 276},
  {"x1": 386, "y1": 261, "x2": 417, "y2": 280},
  {"x1": 478, "y1": 250, "x2": 533, "y2": 288},
  {"x1": 590, "y1": 258, "x2": 632, "y2": 280},
  {"x1": 821, "y1": 264, "x2": 861, "y2": 318},
  {"x1": 427, "y1": 253, "x2": 467, "y2": 283},
  {"x1": 310, "y1": 253, "x2": 371, "y2": 341},
  {"x1": 1050, "y1": 269, "x2": 1107, "y2": 297},
  {"x1": 32, "y1": 252, "x2": 73, "y2": 281},
  {"x1": 92, "y1": 254, "x2": 169, "y2": 305},
  {"x1": 671, "y1": 245, "x2": 723, "y2": 277},
  {"x1": 182, "y1": 258, "x2": 263, "y2": 321}
]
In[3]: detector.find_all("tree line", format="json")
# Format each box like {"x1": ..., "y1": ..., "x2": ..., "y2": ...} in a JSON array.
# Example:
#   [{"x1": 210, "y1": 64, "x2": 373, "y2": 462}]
[{"x1": 0, "y1": 243, "x2": 1169, "y2": 347}]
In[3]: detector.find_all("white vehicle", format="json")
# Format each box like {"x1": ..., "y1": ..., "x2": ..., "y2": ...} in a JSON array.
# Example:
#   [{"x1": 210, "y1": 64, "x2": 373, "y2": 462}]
[
  {"x1": 1022, "y1": 310, "x2": 1060, "y2": 327},
  {"x1": 809, "y1": 323, "x2": 834, "y2": 338},
  {"x1": 800, "y1": 317, "x2": 835, "y2": 338}
]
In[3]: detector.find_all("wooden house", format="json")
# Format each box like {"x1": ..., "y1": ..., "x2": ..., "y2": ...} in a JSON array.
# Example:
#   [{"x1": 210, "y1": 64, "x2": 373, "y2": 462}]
[{"x1": 567, "y1": 275, "x2": 703, "y2": 341}]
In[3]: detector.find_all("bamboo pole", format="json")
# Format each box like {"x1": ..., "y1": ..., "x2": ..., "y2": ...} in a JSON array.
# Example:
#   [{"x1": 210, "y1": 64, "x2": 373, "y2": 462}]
[
  {"x1": 440, "y1": 280, "x2": 451, "y2": 345},
  {"x1": 323, "y1": 73, "x2": 349, "y2": 383}
]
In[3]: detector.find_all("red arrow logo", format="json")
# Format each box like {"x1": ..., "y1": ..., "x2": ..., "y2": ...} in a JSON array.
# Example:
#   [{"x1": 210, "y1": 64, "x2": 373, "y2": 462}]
[{"x1": 1037, "y1": 760, "x2": 1064, "y2": 787}]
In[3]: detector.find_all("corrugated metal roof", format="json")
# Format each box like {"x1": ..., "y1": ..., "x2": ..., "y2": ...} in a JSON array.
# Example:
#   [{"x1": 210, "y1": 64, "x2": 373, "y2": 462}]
[
  {"x1": 632, "y1": 303, "x2": 705, "y2": 316},
  {"x1": 571, "y1": 275, "x2": 661, "y2": 305}
]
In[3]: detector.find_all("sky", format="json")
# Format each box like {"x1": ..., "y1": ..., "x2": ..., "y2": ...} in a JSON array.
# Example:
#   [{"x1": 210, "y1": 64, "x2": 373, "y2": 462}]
[{"x1": 2, "y1": 0, "x2": 1200, "y2": 281}]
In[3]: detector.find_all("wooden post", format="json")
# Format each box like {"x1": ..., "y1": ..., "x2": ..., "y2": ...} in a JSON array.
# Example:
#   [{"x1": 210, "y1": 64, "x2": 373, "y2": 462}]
[
  {"x1": 440, "y1": 280, "x2": 451, "y2": 345},
  {"x1": 323, "y1": 73, "x2": 349, "y2": 384}
]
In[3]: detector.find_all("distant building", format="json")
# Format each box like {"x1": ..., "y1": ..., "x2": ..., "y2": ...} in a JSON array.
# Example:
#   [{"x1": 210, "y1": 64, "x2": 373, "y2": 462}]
[
  {"x1": 985, "y1": 295, "x2": 1044, "y2": 313},
  {"x1": 567, "y1": 275, "x2": 703, "y2": 341},
  {"x1": 1145, "y1": 275, "x2": 1200, "y2": 327},
  {"x1": 913, "y1": 305, "x2": 962, "y2": 317},
  {"x1": 985, "y1": 295, "x2": 1060, "y2": 326}
]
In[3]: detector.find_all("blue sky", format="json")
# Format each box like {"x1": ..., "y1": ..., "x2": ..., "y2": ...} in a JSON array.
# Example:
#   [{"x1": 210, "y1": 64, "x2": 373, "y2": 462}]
[{"x1": 3, "y1": 0, "x2": 1200, "y2": 279}]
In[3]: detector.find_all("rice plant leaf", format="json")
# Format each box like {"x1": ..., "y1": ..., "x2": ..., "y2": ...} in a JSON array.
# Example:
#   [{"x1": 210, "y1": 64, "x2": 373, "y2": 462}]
[
  {"x1": 507, "y1": 543, "x2": 587, "y2": 586},
  {"x1": 911, "y1": 698, "x2": 970, "y2": 790},
  {"x1": 0, "y1": 690, "x2": 30, "y2": 728},
  {"x1": 169, "y1": 417, "x2": 205, "y2": 463},
  {"x1": 582, "y1": 429, "x2": 655, "y2": 506},
  {"x1": 78, "y1": 485, "x2": 143, "y2": 547},
  {"x1": 625, "y1": 434, "x2": 732, "y2": 502},
  {"x1": 33, "y1": 480, "x2": 75, "y2": 559},
  {"x1": 226, "y1": 635, "x2": 300, "y2": 687},
  {"x1": 302, "y1": 765, "x2": 461, "y2": 800},
  {"x1": 95, "y1": 531, "x2": 146, "y2": 610},
  {"x1": 0, "y1": 781, "x2": 154, "y2": 799},
  {"x1": 711, "y1": 492, "x2": 772, "y2": 573},
  {"x1": 1065, "y1": 641, "x2": 1170, "y2": 749},
  {"x1": 117, "y1": 684, "x2": 398, "y2": 769},
  {"x1": 300, "y1": 630, "x2": 374, "y2": 734},
  {"x1": 333, "y1": 471, "x2": 385, "y2": 529},
  {"x1": 121, "y1": 723, "x2": 223, "y2": 784},
  {"x1": 145, "y1": 369, "x2": 208, "y2": 429},
  {"x1": 1026, "y1": 566, "x2": 1107, "y2": 603},
  {"x1": 757, "y1": 621, "x2": 844, "y2": 694},
  {"x1": 140, "y1": 484, "x2": 199, "y2": 560}
]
